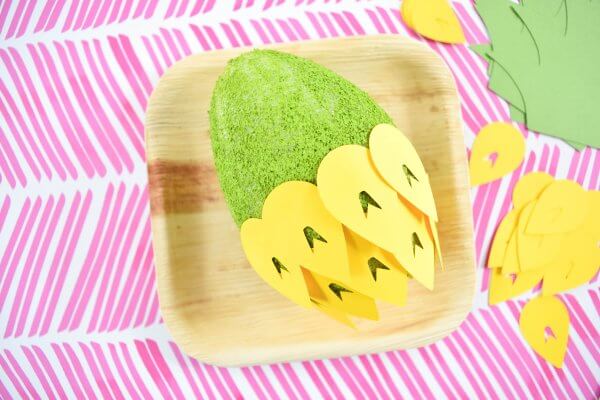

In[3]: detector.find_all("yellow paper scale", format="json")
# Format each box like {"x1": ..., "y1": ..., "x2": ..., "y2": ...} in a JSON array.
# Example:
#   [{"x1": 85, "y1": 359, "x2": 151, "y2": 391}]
[
  {"x1": 401, "y1": 0, "x2": 466, "y2": 44},
  {"x1": 487, "y1": 172, "x2": 600, "y2": 367},
  {"x1": 240, "y1": 124, "x2": 441, "y2": 326},
  {"x1": 520, "y1": 296, "x2": 570, "y2": 368},
  {"x1": 469, "y1": 122, "x2": 526, "y2": 187}
]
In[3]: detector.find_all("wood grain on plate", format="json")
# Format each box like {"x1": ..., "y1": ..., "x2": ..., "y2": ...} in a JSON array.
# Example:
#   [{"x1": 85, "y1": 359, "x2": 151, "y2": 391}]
[{"x1": 145, "y1": 35, "x2": 475, "y2": 366}]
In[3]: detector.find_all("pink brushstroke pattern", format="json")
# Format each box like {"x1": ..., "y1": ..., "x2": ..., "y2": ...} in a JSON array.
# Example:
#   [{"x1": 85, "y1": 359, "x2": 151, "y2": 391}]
[{"x1": 0, "y1": 1, "x2": 598, "y2": 399}]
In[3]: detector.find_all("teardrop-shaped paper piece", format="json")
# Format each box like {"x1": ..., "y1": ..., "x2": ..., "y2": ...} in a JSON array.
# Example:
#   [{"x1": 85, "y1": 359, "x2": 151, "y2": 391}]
[
  {"x1": 469, "y1": 122, "x2": 525, "y2": 187},
  {"x1": 309, "y1": 269, "x2": 379, "y2": 321},
  {"x1": 489, "y1": 268, "x2": 543, "y2": 305},
  {"x1": 488, "y1": 211, "x2": 518, "y2": 268},
  {"x1": 527, "y1": 180, "x2": 589, "y2": 235},
  {"x1": 512, "y1": 172, "x2": 554, "y2": 211},
  {"x1": 344, "y1": 228, "x2": 409, "y2": 307},
  {"x1": 519, "y1": 296, "x2": 569, "y2": 368},
  {"x1": 517, "y1": 202, "x2": 562, "y2": 271},
  {"x1": 401, "y1": 0, "x2": 466, "y2": 44},
  {"x1": 369, "y1": 123, "x2": 438, "y2": 221},
  {"x1": 240, "y1": 181, "x2": 349, "y2": 308},
  {"x1": 542, "y1": 232, "x2": 600, "y2": 295}
]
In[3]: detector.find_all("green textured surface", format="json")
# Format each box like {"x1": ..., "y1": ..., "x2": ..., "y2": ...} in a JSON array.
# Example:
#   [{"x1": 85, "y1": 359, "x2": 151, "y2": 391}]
[{"x1": 209, "y1": 49, "x2": 393, "y2": 226}]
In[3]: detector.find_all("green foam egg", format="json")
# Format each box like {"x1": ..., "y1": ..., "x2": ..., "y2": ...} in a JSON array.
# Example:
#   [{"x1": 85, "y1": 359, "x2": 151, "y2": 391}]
[{"x1": 209, "y1": 49, "x2": 393, "y2": 226}]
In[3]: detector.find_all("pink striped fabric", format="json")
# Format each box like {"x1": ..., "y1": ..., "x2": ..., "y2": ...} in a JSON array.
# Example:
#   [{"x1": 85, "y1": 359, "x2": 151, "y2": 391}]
[{"x1": 1, "y1": 0, "x2": 598, "y2": 398}]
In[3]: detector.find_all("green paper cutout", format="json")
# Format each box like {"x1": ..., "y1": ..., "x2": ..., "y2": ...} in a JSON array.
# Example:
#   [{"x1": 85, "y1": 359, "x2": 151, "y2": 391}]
[
  {"x1": 470, "y1": 44, "x2": 492, "y2": 59},
  {"x1": 509, "y1": 105, "x2": 525, "y2": 123},
  {"x1": 506, "y1": 0, "x2": 600, "y2": 148},
  {"x1": 471, "y1": 48, "x2": 586, "y2": 150},
  {"x1": 474, "y1": 0, "x2": 540, "y2": 66},
  {"x1": 567, "y1": 141, "x2": 587, "y2": 150},
  {"x1": 471, "y1": 45, "x2": 525, "y2": 112},
  {"x1": 473, "y1": 0, "x2": 600, "y2": 150},
  {"x1": 475, "y1": 52, "x2": 587, "y2": 150}
]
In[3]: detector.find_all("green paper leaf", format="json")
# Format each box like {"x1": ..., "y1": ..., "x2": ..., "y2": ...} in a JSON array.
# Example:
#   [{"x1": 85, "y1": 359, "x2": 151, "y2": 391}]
[
  {"x1": 509, "y1": 104, "x2": 525, "y2": 124},
  {"x1": 474, "y1": 0, "x2": 600, "y2": 149},
  {"x1": 487, "y1": 54, "x2": 526, "y2": 112},
  {"x1": 470, "y1": 43, "x2": 492, "y2": 60}
]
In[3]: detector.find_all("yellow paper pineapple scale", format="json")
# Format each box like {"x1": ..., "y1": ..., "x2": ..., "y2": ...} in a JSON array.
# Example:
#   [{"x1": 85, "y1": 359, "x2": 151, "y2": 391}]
[{"x1": 240, "y1": 124, "x2": 442, "y2": 327}]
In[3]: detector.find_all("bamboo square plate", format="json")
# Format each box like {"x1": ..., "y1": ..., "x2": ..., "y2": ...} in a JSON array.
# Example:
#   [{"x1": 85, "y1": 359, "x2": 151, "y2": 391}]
[{"x1": 146, "y1": 35, "x2": 475, "y2": 367}]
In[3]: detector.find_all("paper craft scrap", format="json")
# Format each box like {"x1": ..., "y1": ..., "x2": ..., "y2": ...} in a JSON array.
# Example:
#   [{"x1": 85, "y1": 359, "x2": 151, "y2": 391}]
[
  {"x1": 369, "y1": 124, "x2": 438, "y2": 221},
  {"x1": 526, "y1": 180, "x2": 588, "y2": 235},
  {"x1": 317, "y1": 144, "x2": 435, "y2": 290},
  {"x1": 472, "y1": 0, "x2": 600, "y2": 149},
  {"x1": 242, "y1": 180, "x2": 350, "y2": 286},
  {"x1": 303, "y1": 269, "x2": 355, "y2": 327},
  {"x1": 240, "y1": 181, "x2": 349, "y2": 308},
  {"x1": 310, "y1": 270, "x2": 379, "y2": 321},
  {"x1": 519, "y1": 295, "x2": 570, "y2": 368},
  {"x1": 489, "y1": 267, "x2": 543, "y2": 305},
  {"x1": 543, "y1": 231, "x2": 600, "y2": 295},
  {"x1": 425, "y1": 217, "x2": 444, "y2": 270},
  {"x1": 400, "y1": 0, "x2": 465, "y2": 44},
  {"x1": 241, "y1": 216, "x2": 313, "y2": 308},
  {"x1": 511, "y1": 172, "x2": 554, "y2": 212},
  {"x1": 369, "y1": 123, "x2": 444, "y2": 269},
  {"x1": 488, "y1": 173, "x2": 599, "y2": 299},
  {"x1": 586, "y1": 191, "x2": 600, "y2": 234},
  {"x1": 469, "y1": 122, "x2": 525, "y2": 186},
  {"x1": 501, "y1": 233, "x2": 520, "y2": 274},
  {"x1": 487, "y1": 210, "x2": 517, "y2": 268},
  {"x1": 516, "y1": 202, "x2": 562, "y2": 271},
  {"x1": 310, "y1": 298, "x2": 356, "y2": 327},
  {"x1": 487, "y1": 172, "x2": 599, "y2": 367},
  {"x1": 241, "y1": 181, "x2": 380, "y2": 325},
  {"x1": 240, "y1": 124, "x2": 443, "y2": 326},
  {"x1": 344, "y1": 228, "x2": 409, "y2": 307}
]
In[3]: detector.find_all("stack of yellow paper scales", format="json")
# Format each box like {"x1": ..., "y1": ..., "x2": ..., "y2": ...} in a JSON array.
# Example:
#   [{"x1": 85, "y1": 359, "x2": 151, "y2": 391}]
[
  {"x1": 488, "y1": 172, "x2": 600, "y2": 367},
  {"x1": 240, "y1": 124, "x2": 442, "y2": 328}
]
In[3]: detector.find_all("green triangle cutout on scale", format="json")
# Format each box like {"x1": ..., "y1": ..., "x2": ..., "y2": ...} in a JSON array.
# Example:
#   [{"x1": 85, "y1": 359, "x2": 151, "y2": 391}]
[
  {"x1": 367, "y1": 257, "x2": 391, "y2": 281},
  {"x1": 271, "y1": 257, "x2": 289, "y2": 276},
  {"x1": 403, "y1": 164, "x2": 419, "y2": 187},
  {"x1": 359, "y1": 191, "x2": 382, "y2": 216},
  {"x1": 303, "y1": 226, "x2": 328, "y2": 250},
  {"x1": 412, "y1": 232, "x2": 424, "y2": 256},
  {"x1": 328, "y1": 283, "x2": 353, "y2": 300}
]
